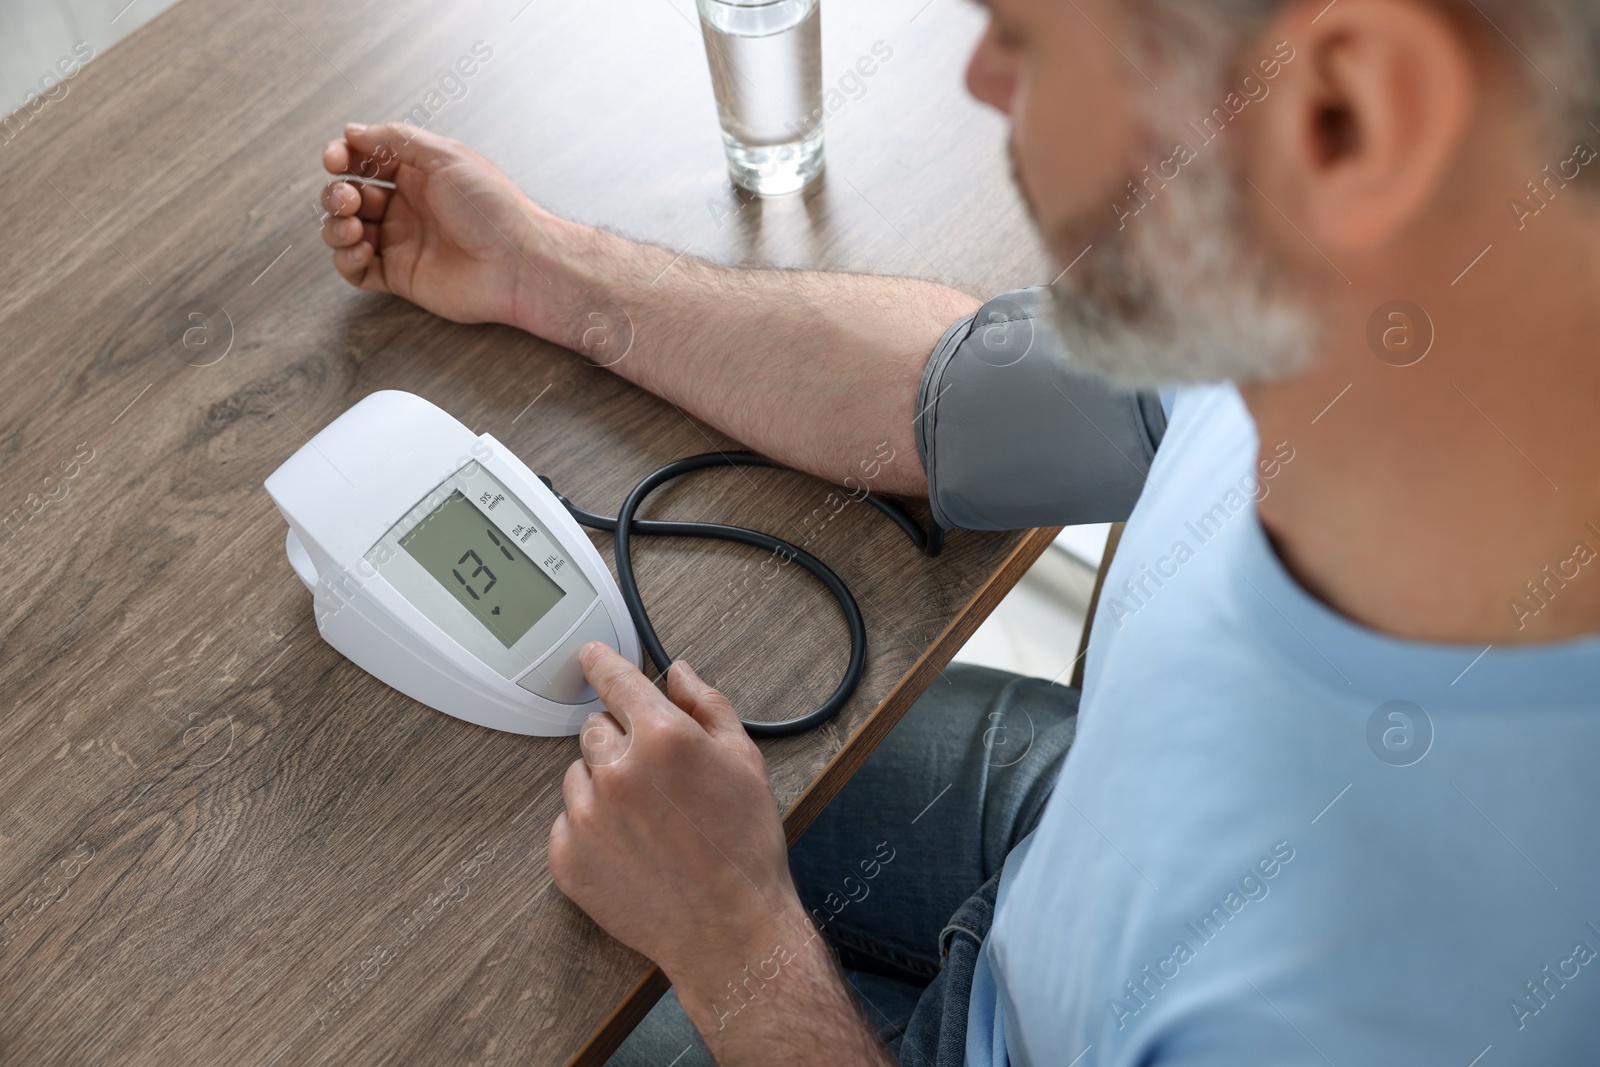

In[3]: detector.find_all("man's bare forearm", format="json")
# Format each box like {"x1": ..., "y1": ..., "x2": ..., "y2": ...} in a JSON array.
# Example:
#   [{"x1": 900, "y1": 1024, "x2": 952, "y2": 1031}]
[
  {"x1": 519, "y1": 218, "x2": 980, "y2": 497},
  {"x1": 668, "y1": 902, "x2": 895, "y2": 1067}
]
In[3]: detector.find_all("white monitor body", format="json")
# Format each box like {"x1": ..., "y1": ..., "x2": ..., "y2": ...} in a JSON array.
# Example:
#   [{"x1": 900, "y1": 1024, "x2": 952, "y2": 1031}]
[{"x1": 264, "y1": 390, "x2": 641, "y2": 736}]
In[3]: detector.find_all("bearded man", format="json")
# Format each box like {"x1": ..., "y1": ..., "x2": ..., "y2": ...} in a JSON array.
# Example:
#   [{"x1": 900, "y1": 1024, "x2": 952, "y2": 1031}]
[{"x1": 318, "y1": 0, "x2": 1600, "y2": 1062}]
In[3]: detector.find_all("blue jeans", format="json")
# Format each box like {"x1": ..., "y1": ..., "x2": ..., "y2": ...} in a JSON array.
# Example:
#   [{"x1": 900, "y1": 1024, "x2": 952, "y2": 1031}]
[{"x1": 607, "y1": 664, "x2": 1080, "y2": 1066}]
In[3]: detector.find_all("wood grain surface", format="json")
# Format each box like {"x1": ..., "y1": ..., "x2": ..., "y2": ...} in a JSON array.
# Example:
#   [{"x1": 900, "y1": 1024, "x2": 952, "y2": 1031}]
[{"x1": 0, "y1": 0, "x2": 1057, "y2": 1062}]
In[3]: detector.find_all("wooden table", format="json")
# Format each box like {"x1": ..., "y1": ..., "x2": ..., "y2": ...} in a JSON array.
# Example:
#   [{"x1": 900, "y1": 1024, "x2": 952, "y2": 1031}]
[{"x1": 0, "y1": 0, "x2": 1056, "y2": 1062}]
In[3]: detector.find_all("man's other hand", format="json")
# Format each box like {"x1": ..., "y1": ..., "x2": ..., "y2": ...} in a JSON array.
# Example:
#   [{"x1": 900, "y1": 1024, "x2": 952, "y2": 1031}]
[{"x1": 549, "y1": 645, "x2": 810, "y2": 997}]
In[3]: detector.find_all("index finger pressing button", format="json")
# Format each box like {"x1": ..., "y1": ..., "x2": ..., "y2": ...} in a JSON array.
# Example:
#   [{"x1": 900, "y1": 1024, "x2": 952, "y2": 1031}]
[{"x1": 517, "y1": 602, "x2": 615, "y2": 706}]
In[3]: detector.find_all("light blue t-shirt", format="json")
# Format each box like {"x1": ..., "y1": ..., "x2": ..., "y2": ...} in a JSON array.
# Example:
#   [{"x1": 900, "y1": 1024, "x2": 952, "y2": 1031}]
[{"x1": 968, "y1": 385, "x2": 1600, "y2": 1065}]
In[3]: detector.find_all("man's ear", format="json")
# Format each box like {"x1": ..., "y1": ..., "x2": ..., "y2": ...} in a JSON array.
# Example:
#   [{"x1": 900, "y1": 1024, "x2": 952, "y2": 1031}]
[{"x1": 1252, "y1": 0, "x2": 1477, "y2": 254}]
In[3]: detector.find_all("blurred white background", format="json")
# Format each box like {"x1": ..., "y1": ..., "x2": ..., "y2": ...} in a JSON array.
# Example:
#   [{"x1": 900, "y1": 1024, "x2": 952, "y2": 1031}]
[
  {"x1": 952, "y1": 526, "x2": 1106, "y2": 682},
  {"x1": 0, "y1": 0, "x2": 173, "y2": 113}
]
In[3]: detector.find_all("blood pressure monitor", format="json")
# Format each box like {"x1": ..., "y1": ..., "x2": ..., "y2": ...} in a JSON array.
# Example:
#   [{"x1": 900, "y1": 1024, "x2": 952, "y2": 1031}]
[{"x1": 265, "y1": 390, "x2": 641, "y2": 736}]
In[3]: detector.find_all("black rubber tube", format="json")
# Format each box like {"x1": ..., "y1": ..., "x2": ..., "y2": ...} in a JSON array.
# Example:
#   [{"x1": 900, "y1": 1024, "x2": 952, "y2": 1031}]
[{"x1": 550, "y1": 452, "x2": 943, "y2": 738}]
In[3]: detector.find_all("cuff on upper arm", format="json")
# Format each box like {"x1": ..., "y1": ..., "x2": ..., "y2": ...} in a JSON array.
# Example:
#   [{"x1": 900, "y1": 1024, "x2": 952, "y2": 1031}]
[{"x1": 914, "y1": 287, "x2": 1167, "y2": 531}]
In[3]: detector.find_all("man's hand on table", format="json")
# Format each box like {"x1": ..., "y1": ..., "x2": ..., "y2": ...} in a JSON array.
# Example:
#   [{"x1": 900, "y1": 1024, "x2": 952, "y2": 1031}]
[
  {"x1": 320, "y1": 122, "x2": 575, "y2": 336},
  {"x1": 552, "y1": 643, "x2": 892, "y2": 1066}
]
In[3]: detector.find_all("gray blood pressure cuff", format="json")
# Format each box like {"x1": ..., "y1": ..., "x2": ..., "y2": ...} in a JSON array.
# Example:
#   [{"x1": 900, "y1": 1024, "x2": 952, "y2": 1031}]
[{"x1": 914, "y1": 287, "x2": 1167, "y2": 531}]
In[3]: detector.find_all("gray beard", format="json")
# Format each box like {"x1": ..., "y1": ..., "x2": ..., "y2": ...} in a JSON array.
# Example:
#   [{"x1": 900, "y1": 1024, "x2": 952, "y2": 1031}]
[{"x1": 1026, "y1": 104, "x2": 1319, "y2": 388}]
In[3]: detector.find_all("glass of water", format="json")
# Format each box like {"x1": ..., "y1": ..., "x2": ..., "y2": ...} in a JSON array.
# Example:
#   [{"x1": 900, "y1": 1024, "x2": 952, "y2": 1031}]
[{"x1": 696, "y1": 0, "x2": 824, "y2": 196}]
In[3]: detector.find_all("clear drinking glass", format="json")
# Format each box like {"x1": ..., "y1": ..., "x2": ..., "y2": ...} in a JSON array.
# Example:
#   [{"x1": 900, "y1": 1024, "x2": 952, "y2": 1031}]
[{"x1": 695, "y1": 0, "x2": 824, "y2": 196}]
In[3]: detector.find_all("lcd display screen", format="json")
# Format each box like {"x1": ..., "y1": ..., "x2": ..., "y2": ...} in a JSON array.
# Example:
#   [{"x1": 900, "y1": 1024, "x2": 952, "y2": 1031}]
[{"x1": 399, "y1": 490, "x2": 566, "y2": 648}]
